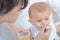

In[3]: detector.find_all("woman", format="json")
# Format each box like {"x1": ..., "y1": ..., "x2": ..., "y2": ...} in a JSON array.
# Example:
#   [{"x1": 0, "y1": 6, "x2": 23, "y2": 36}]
[
  {"x1": 0, "y1": 0, "x2": 28, "y2": 40},
  {"x1": 0, "y1": 0, "x2": 52, "y2": 40}
]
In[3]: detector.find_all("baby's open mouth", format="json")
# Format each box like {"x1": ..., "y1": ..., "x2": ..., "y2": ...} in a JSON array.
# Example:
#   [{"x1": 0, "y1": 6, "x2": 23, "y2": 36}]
[{"x1": 44, "y1": 26, "x2": 50, "y2": 32}]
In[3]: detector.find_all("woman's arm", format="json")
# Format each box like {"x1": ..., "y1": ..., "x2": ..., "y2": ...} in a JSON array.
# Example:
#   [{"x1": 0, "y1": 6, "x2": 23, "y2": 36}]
[
  {"x1": 29, "y1": 29, "x2": 32, "y2": 40},
  {"x1": 2, "y1": 22, "x2": 25, "y2": 35},
  {"x1": 2, "y1": 22, "x2": 18, "y2": 33}
]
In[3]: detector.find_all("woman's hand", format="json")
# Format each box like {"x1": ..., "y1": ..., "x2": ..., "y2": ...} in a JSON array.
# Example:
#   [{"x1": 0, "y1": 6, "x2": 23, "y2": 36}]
[{"x1": 35, "y1": 25, "x2": 52, "y2": 40}]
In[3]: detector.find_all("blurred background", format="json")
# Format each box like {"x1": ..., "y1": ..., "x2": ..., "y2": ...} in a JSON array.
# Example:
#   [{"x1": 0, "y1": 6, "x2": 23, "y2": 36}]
[
  {"x1": 14, "y1": 0, "x2": 60, "y2": 29},
  {"x1": 13, "y1": 0, "x2": 60, "y2": 40}
]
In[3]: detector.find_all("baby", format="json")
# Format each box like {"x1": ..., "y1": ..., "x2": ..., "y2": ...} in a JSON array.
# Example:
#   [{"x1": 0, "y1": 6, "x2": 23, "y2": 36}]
[{"x1": 28, "y1": 2, "x2": 57, "y2": 40}]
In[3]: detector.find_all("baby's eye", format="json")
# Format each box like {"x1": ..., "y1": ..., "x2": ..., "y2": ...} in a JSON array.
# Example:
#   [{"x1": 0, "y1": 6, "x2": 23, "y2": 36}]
[
  {"x1": 45, "y1": 18, "x2": 48, "y2": 21},
  {"x1": 37, "y1": 20, "x2": 42, "y2": 22}
]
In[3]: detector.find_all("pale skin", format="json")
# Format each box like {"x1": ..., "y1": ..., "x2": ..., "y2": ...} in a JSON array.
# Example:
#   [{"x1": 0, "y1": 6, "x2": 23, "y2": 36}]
[
  {"x1": 29, "y1": 11, "x2": 50, "y2": 31},
  {"x1": 29, "y1": 8, "x2": 52, "y2": 40},
  {"x1": 35, "y1": 26, "x2": 52, "y2": 40},
  {"x1": 0, "y1": 0, "x2": 26, "y2": 37},
  {"x1": 29, "y1": 25, "x2": 52, "y2": 40},
  {"x1": 29, "y1": 5, "x2": 60, "y2": 40},
  {"x1": 28, "y1": 2, "x2": 60, "y2": 40}
]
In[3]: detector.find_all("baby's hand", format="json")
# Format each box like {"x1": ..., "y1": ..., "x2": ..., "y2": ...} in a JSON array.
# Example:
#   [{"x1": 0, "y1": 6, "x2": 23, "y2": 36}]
[
  {"x1": 35, "y1": 25, "x2": 52, "y2": 40},
  {"x1": 44, "y1": 25, "x2": 51, "y2": 32}
]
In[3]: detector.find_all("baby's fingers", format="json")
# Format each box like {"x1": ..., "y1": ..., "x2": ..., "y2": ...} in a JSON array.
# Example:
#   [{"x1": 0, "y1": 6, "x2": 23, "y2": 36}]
[{"x1": 44, "y1": 27, "x2": 52, "y2": 37}]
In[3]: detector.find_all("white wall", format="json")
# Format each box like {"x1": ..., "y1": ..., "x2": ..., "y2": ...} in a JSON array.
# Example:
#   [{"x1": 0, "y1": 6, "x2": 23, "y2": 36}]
[
  {"x1": 50, "y1": 0, "x2": 60, "y2": 23},
  {"x1": 13, "y1": 0, "x2": 60, "y2": 29}
]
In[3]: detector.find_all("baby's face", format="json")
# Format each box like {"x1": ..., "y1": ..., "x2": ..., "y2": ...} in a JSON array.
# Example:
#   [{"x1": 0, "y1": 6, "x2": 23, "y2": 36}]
[{"x1": 29, "y1": 11, "x2": 50, "y2": 30}]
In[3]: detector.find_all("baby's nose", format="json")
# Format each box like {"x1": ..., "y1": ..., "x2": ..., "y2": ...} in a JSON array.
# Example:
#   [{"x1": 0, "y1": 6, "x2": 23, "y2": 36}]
[
  {"x1": 41, "y1": 21, "x2": 46, "y2": 26},
  {"x1": 42, "y1": 23, "x2": 46, "y2": 26}
]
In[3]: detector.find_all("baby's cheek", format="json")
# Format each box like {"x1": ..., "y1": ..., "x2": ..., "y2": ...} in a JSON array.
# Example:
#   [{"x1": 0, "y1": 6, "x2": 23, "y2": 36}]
[
  {"x1": 48, "y1": 19, "x2": 50, "y2": 24},
  {"x1": 47, "y1": 21, "x2": 50, "y2": 24},
  {"x1": 36, "y1": 24, "x2": 42, "y2": 28},
  {"x1": 46, "y1": 20, "x2": 50, "y2": 25},
  {"x1": 34, "y1": 23, "x2": 41, "y2": 26}
]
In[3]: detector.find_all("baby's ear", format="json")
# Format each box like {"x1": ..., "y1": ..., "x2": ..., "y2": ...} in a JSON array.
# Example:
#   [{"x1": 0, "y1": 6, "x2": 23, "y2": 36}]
[
  {"x1": 29, "y1": 19, "x2": 32, "y2": 24},
  {"x1": 29, "y1": 19, "x2": 31, "y2": 23},
  {"x1": 28, "y1": 19, "x2": 30, "y2": 22}
]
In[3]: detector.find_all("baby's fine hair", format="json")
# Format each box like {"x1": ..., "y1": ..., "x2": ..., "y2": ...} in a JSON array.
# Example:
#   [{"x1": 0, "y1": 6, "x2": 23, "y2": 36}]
[{"x1": 29, "y1": 2, "x2": 50, "y2": 17}]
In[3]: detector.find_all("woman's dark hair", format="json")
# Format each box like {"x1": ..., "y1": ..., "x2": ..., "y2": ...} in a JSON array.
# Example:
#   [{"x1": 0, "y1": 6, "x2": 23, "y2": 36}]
[{"x1": 0, "y1": 0, "x2": 28, "y2": 15}]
